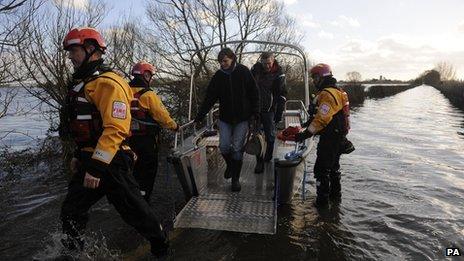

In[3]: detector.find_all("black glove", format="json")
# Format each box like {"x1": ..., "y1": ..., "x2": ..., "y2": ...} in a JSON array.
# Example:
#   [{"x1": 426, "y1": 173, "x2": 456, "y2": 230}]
[
  {"x1": 295, "y1": 129, "x2": 313, "y2": 142},
  {"x1": 301, "y1": 119, "x2": 311, "y2": 128},
  {"x1": 84, "y1": 158, "x2": 108, "y2": 179}
]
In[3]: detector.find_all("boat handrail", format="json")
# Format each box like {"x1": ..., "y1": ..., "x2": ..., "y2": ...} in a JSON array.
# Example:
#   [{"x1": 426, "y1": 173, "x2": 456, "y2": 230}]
[
  {"x1": 187, "y1": 40, "x2": 310, "y2": 120},
  {"x1": 174, "y1": 107, "x2": 219, "y2": 150},
  {"x1": 174, "y1": 120, "x2": 195, "y2": 150},
  {"x1": 284, "y1": 99, "x2": 310, "y2": 121}
]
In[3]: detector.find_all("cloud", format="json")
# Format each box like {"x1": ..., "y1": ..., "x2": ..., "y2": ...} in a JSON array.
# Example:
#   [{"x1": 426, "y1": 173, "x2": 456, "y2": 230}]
[
  {"x1": 318, "y1": 30, "x2": 334, "y2": 39},
  {"x1": 340, "y1": 15, "x2": 360, "y2": 27},
  {"x1": 311, "y1": 36, "x2": 464, "y2": 80},
  {"x1": 302, "y1": 20, "x2": 320, "y2": 28},
  {"x1": 300, "y1": 15, "x2": 320, "y2": 29},
  {"x1": 279, "y1": 0, "x2": 298, "y2": 5},
  {"x1": 53, "y1": 0, "x2": 88, "y2": 9},
  {"x1": 330, "y1": 15, "x2": 360, "y2": 28},
  {"x1": 459, "y1": 21, "x2": 464, "y2": 33}
]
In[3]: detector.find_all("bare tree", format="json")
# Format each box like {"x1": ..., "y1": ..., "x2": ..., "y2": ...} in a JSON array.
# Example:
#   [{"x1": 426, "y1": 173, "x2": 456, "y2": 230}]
[
  {"x1": 0, "y1": 0, "x2": 27, "y2": 12},
  {"x1": 105, "y1": 20, "x2": 153, "y2": 78},
  {"x1": 435, "y1": 61, "x2": 456, "y2": 81},
  {"x1": 232, "y1": 0, "x2": 299, "y2": 61},
  {"x1": 1, "y1": 0, "x2": 39, "y2": 85},
  {"x1": 145, "y1": 0, "x2": 303, "y2": 119},
  {"x1": 6, "y1": 0, "x2": 107, "y2": 157},
  {"x1": 145, "y1": 0, "x2": 301, "y2": 78},
  {"x1": 421, "y1": 69, "x2": 441, "y2": 86},
  {"x1": 1, "y1": 0, "x2": 43, "y2": 128},
  {"x1": 0, "y1": 87, "x2": 17, "y2": 119},
  {"x1": 10, "y1": 0, "x2": 107, "y2": 123},
  {"x1": 346, "y1": 71, "x2": 362, "y2": 83},
  {"x1": 146, "y1": 0, "x2": 218, "y2": 79}
]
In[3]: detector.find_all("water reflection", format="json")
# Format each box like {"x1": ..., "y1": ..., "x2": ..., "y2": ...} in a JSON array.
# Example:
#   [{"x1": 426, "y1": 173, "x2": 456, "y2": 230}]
[{"x1": 0, "y1": 87, "x2": 56, "y2": 150}]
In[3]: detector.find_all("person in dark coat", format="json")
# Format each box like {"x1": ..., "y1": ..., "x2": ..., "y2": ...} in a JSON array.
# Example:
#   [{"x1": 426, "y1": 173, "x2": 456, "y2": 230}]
[
  {"x1": 194, "y1": 48, "x2": 259, "y2": 192},
  {"x1": 250, "y1": 52, "x2": 287, "y2": 173}
]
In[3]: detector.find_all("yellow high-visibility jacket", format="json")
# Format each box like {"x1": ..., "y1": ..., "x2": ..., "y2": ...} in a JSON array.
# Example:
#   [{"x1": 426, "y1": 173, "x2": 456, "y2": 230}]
[
  {"x1": 308, "y1": 87, "x2": 344, "y2": 134},
  {"x1": 81, "y1": 71, "x2": 133, "y2": 165},
  {"x1": 130, "y1": 87, "x2": 178, "y2": 130}
]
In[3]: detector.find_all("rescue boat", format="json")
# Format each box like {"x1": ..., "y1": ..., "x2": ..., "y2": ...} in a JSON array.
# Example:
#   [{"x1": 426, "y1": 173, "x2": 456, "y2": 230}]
[{"x1": 168, "y1": 41, "x2": 315, "y2": 234}]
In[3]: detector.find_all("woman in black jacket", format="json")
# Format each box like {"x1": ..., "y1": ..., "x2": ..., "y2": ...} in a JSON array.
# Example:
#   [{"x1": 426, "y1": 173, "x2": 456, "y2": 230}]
[{"x1": 194, "y1": 48, "x2": 259, "y2": 192}]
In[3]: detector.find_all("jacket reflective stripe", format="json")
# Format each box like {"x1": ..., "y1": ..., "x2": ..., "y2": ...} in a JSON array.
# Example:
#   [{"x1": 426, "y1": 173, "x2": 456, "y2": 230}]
[
  {"x1": 73, "y1": 82, "x2": 84, "y2": 92},
  {"x1": 77, "y1": 115, "x2": 92, "y2": 120},
  {"x1": 77, "y1": 97, "x2": 89, "y2": 103}
]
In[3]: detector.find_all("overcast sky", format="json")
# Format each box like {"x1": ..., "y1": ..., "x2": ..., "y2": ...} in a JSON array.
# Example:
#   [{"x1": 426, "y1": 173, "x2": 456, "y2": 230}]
[
  {"x1": 281, "y1": 0, "x2": 464, "y2": 81},
  {"x1": 70, "y1": 0, "x2": 464, "y2": 81}
]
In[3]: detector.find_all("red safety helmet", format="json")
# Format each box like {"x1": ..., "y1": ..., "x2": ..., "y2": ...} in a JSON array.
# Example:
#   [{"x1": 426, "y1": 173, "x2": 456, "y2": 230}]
[
  {"x1": 309, "y1": 63, "x2": 332, "y2": 78},
  {"x1": 63, "y1": 27, "x2": 106, "y2": 52},
  {"x1": 132, "y1": 61, "x2": 156, "y2": 76}
]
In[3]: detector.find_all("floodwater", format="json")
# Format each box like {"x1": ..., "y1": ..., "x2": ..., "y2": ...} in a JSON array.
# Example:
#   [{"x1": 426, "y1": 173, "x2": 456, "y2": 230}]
[
  {"x1": 0, "y1": 85, "x2": 463, "y2": 260},
  {"x1": 0, "y1": 87, "x2": 56, "y2": 151}
]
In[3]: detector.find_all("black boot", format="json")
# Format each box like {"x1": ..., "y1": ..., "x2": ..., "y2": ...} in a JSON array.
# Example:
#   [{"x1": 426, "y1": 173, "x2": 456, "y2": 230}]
[
  {"x1": 150, "y1": 230, "x2": 170, "y2": 259},
  {"x1": 254, "y1": 156, "x2": 264, "y2": 173},
  {"x1": 231, "y1": 159, "x2": 242, "y2": 192},
  {"x1": 222, "y1": 153, "x2": 233, "y2": 179},
  {"x1": 314, "y1": 176, "x2": 329, "y2": 208},
  {"x1": 329, "y1": 171, "x2": 342, "y2": 199}
]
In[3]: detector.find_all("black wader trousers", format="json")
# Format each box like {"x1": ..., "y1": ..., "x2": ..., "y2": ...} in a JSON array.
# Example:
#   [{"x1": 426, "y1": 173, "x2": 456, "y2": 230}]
[
  {"x1": 128, "y1": 134, "x2": 159, "y2": 203},
  {"x1": 60, "y1": 150, "x2": 167, "y2": 253},
  {"x1": 313, "y1": 131, "x2": 343, "y2": 201}
]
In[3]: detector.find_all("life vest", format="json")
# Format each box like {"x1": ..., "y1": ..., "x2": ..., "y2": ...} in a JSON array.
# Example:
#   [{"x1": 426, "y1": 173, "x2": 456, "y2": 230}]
[
  {"x1": 130, "y1": 89, "x2": 160, "y2": 136},
  {"x1": 320, "y1": 87, "x2": 350, "y2": 135},
  {"x1": 65, "y1": 80, "x2": 103, "y2": 148},
  {"x1": 340, "y1": 88, "x2": 351, "y2": 133}
]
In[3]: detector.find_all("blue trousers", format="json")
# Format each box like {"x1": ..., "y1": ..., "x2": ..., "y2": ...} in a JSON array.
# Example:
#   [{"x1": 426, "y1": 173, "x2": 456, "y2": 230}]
[{"x1": 218, "y1": 120, "x2": 249, "y2": 160}]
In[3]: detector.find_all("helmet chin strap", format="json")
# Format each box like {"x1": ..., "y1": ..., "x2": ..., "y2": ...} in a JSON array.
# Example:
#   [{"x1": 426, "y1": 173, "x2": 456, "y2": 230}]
[
  {"x1": 315, "y1": 80, "x2": 323, "y2": 90},
  {"x1": 79, "y1": 45, "x2": 98, "y2": 68},
  {"x1": 143, "y1": 74, "x2": 153, "y2": 87}
]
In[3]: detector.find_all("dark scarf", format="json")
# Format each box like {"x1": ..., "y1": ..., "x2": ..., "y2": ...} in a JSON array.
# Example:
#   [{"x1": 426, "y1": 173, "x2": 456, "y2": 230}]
[
  {"x1": 72, "y1": 59, "x2": 108, "y2": 80},
  {"x1": 129, "y1": 76, "x2": 150, "y2": 88},
  {"x1": 220, "y1": 61, "x2": 237, "y2": 75},
  {"x1": 317, "y1": 76, "x2": 337, "y2": 90}
]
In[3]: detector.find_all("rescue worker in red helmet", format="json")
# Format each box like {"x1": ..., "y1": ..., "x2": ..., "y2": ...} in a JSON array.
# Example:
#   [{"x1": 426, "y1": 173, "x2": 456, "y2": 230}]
[
  {"x1": 128, "y1": 61, "x2": 178, "y2": 203},
  {"x1": 59, "y1": 27, "x2": 169, "y2": 258},
  {"x1": 295, "y1": 63, "x2": 352, "y2": 208}
]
